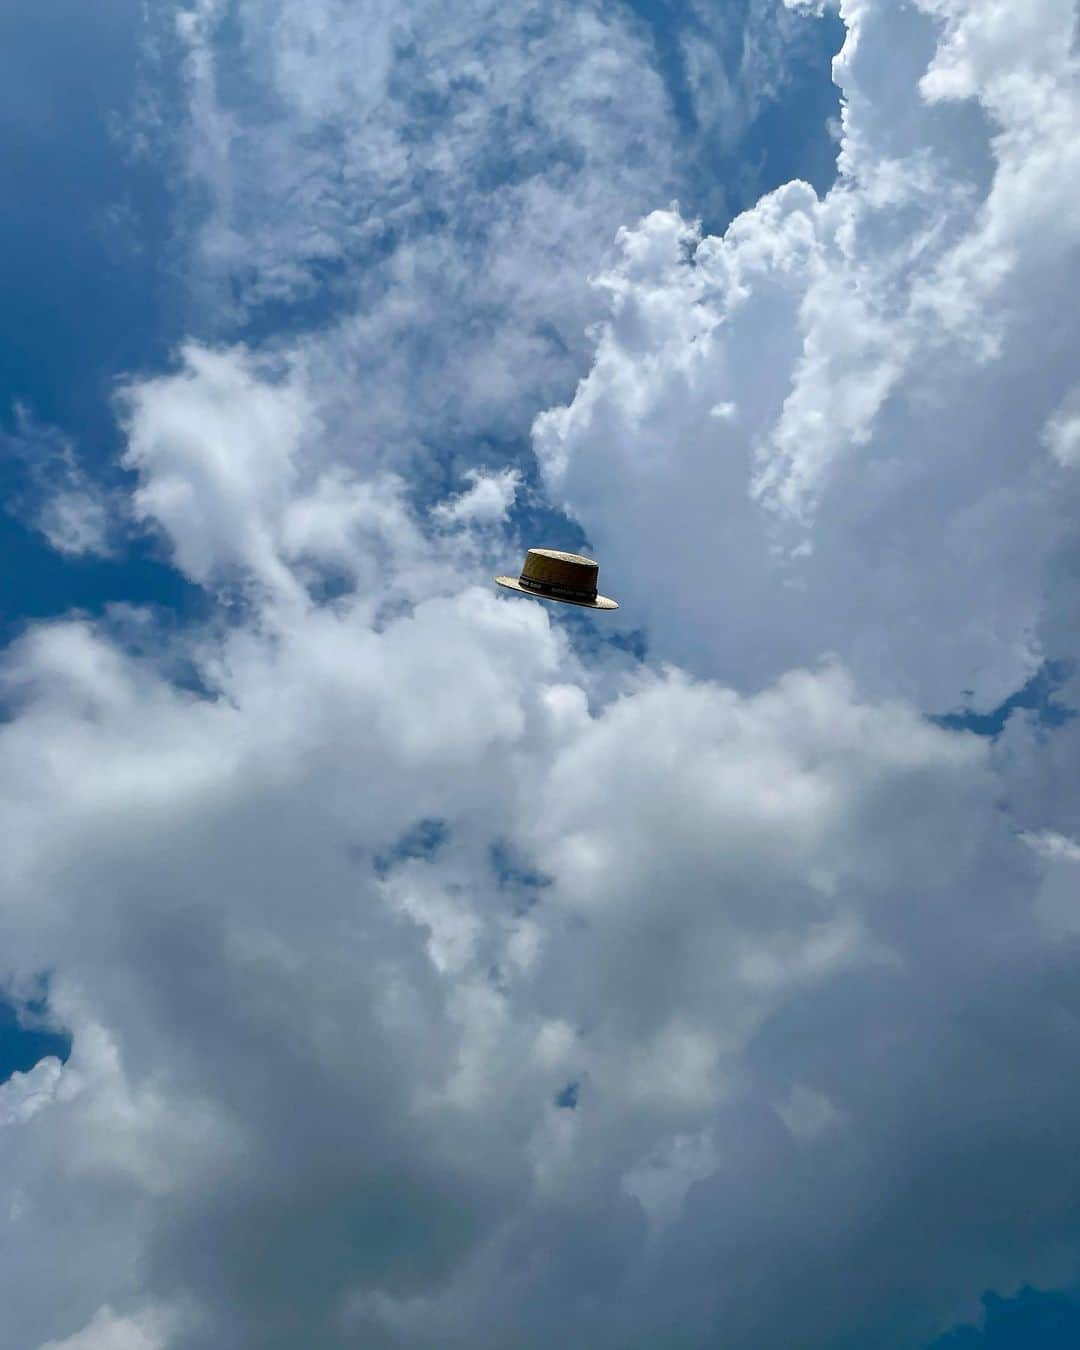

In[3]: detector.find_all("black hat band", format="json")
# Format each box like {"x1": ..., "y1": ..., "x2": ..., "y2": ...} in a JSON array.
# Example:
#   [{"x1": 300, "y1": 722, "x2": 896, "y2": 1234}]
[{"x1": 518, "y1": 574, "x2": 598, "y2": 602}]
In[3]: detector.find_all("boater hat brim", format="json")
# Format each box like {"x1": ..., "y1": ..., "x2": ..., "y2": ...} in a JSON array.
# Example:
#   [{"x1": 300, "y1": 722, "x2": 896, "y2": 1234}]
[{"x1": 494, "y1": 576, "x2": 619, "y2": 610}]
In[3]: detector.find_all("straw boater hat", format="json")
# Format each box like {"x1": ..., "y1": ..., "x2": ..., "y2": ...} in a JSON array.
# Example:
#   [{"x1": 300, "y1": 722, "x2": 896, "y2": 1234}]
[{"x1": 495, "y1": 548, "x2": 618, "y2": 610}]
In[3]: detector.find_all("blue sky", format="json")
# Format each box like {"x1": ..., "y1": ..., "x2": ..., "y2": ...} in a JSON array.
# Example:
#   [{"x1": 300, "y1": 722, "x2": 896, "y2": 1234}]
[
  {"x1": 0, "y1": 0, "x2": 202, "y2": 640},
  {"x1": 926, "y1": 1287, "x2": 1080, "y2": 1349},
  {"x1": 3, "y1": 2, "x2": 1080, "y2": 1348},
  {"x1": 0, "y1": 988, "x2": 70, "y2": 1082}
]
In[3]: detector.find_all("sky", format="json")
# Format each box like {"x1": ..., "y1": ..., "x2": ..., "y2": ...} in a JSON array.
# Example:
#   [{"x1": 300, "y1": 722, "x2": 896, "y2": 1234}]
[{"x1": 1, "y1": 1, "x2": 1080, "y2": 1347}]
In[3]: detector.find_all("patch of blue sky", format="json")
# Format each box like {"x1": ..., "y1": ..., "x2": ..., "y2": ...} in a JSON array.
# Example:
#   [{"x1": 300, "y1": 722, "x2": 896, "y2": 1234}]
[
  {"x1": 0, "y1": 0, "x2": 177, "y2": 431},
  {"x1": 0, "y1": 988, "x2": 70, "y2": 1086},
  {"x1": 489, "y1": 840, "x2": 554, "y2": 917},
  {"x1": 0, "y1": 0, "x2": 204, "y2": 639},
  {"x1": 617, "y1": 0, "x2": 846, "y2": 231},
  {"x1": 554, "y1": 1080, "x2": 579, "y2": 1109},
  {"x1": 924, "y1": 1286, "x2": 1080, "y2": 1349},
  {"x1": 0, "y1": 524, "x2": 205, "y2": 651},
  {"x1": 373, "y1": 817, "x2": 451, "y2": 877},
  {"x1": 722, "y1": 10, "x2": 846, "y2": 216},
  {"x1": 933, "y1": 661, "x2": 1076, "y2": 740}
]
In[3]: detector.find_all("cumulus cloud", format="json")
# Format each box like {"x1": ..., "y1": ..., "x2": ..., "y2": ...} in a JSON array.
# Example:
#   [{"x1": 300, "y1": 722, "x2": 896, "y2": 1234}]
[
  {"x1": 3, "y1": 2, "x2": 1080, "y2": 1349},
  {"x1": 0, "y1": 1056, "x2": 62, "y2": 1127},
  {"x1": 2, "y1": 548, "x2": 1054, "y2": 1349},
  {"x1": 429, "y1": 467, "x2": 522, "y2": 529},
  {"x1": 534, "y1": 0, "x2": 1080, "y2": 714}
]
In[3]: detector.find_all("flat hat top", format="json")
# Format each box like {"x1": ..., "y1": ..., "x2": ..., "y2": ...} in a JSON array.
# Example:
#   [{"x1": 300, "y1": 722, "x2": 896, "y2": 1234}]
[{"x1": 526, "y1": 549, "x2": 596, "y2": 567}]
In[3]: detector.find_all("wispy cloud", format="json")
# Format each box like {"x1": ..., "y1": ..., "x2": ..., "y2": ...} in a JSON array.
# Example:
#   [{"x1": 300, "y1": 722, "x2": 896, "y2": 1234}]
[{"x1": 2, "y1": 406, "x2": 116, "y2": 558}]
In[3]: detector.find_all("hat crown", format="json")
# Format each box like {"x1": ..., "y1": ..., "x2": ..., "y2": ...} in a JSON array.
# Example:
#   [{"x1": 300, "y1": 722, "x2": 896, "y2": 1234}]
[
  {"x1": 521, "y1": 549, "x2": 598, "y2": 586},
  {"x1": 493, "y1": 546, "x2": 616, "y2": 608}
]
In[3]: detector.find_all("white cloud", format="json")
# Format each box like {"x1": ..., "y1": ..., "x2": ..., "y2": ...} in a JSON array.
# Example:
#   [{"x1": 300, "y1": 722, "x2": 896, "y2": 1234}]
[
  {"x1": 37, "y1": 1305, "x2": 170, "y2": 1350},
  {"x1": 0, "y1": 509, "x2": 1060, "y2": 1348},
  {"x1": 775, "y1": 1081, "x2": 844, "y2": 1142},
  {"x1": 429, "y1": 468, "x2": 522, "y2": 529},
  {"x1": 1043, "y1": 386, "x2": 1080, "y2": 468},
  {"x1": 1018, "y1": 828, "x2": 1080, "y2": 939},
  {"x1": 0, "y1": 1056, "x2": 62, "y2": 1128},
  {"x1": 38, "y1": 491, "x2": 113, "y2": 558},
  {"x1": 534, "y1": 0, "x2": 1080, "y2": 714},
  {"x1": 621, "y1": 1126, "x2": 718, "y2": 1231},
  {"x1": 118, "y1": 343, "x2": 312, "y2": 599},
  {"x1": 1022, "y1": 830, "x2": 1080, "y2": 865},
  {"x1": 115, "y1": 342, "x2": 537, "y2": 631}
]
